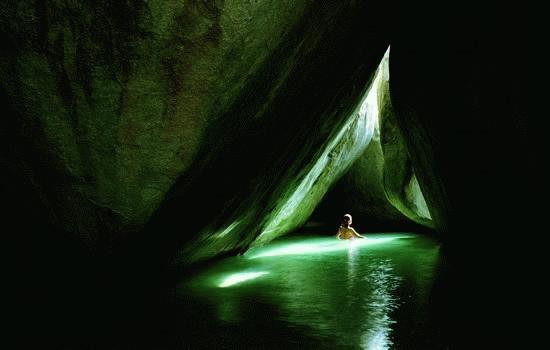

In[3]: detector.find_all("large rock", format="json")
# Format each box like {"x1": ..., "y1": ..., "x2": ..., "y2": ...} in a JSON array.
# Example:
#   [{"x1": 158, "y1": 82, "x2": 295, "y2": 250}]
[
  {"x1": 377, "y1": 52, "x2": 433, "y2": 228},
  {"x1": 309, "y1": 52, "x2": 433, "y2": 232},
  {"x1": 0, "y1": 1, "x2": 388, "y2": 245},
  {"x1": 1, "y1": 1, "x2": 390, "y2": 263},
  {"x1": 167, "y1": 9, "x2": 391, "y2": 264}
]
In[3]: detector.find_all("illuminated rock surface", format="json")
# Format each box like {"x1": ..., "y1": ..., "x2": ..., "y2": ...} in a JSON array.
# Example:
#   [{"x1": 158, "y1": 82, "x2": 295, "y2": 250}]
[
  {"x1": 1, "y1": 0, "x2": 428, "y2": 266},
  {"x1": 377, "y1": 54, "x2": 433, "y2": 228},
  {"x1": 1, "y1": 1, "x2": 390, "y2": 254},
  {"x1": 311, "y1": 52, "x2": 433, "y2": 230}
]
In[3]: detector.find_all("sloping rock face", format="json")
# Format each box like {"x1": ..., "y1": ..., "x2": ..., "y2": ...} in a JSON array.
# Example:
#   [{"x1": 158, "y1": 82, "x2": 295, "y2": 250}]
[
  {"x1": 377, "y1": 54, "x2": 432, "y2": 228},
  {"x1": 310, "y1": 130, "x2": 412, "y2": 232},
  {"x1": 310, "y1": 52, "x2": 433, "y2": 231},
  {"x1": 1, "y1": 1, "x2": 390, "y2": 262},
  {"x1": 161, "y1": 7, "x2": 391, "y2": 264},
  {"x1": 1, "y1": 1, "x2": 388, "y2": 251}
]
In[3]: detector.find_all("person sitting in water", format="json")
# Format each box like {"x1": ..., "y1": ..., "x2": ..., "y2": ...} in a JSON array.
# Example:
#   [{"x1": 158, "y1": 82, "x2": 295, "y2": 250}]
[{"x1": 336, "y1": 214, "x2": 365, "y2": 240}]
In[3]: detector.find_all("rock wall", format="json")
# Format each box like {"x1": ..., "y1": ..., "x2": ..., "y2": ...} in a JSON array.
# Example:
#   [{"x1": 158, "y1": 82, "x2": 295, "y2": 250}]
[
  {"x1": 377, "y1": 52, "x2": 433, "y2": 228},
  {"x1": 1, "y1": 1, "x2": 391, "y2": 264},
  {"x1": 1, "y1": 1, "x2": 389, "y2": 250},
  {"x1": 310, "y1": 52, "x2": 433, "y2": 232}
]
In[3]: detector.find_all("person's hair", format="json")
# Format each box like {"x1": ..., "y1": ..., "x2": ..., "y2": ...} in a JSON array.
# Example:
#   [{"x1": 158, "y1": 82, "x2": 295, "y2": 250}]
[{"x1": 342, "y1": 214, "x2": 352, "y2": 227}]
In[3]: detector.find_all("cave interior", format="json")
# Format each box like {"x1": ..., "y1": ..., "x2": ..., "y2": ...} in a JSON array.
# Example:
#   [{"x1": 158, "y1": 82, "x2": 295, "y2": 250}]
[{"x1": 2, "y1": 1, "x2": 531, "y2": 348}]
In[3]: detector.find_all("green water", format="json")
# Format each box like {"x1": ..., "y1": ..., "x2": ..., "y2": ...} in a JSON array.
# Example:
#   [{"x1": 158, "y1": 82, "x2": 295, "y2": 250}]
[{"x1": 177, "y1": 233, "x2": 442, "y2": 349}]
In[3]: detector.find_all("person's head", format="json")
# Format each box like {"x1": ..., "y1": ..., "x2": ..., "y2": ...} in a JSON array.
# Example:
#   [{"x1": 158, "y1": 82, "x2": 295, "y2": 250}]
[{"x1": 342, "y1": 214, "x2": 352, "y2": 227}]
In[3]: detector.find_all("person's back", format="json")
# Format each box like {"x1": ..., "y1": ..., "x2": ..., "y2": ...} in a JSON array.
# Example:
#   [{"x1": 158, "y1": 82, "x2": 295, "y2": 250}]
[
  {"x1": 335, "y1": 214, "x2": 364, "y2": 240},
  {"x1": 337, "y1": 226, "x2": 358, "y2": 239}
]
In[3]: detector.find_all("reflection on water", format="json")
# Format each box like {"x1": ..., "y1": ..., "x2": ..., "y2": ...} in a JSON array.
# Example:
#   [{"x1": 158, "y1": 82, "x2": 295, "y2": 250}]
[
  {"x1": 360, "y1": 258, "x2": 399, "y2": 349},
  {"x1": 218, "y1": 271, "x2": 270, "y2": 288},
  {"x1": 177, "y1": 233, "x2": 441, "y2": 349}
]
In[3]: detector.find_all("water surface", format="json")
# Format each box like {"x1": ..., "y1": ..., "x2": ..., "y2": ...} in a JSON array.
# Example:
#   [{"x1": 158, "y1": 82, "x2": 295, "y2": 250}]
[{"x1": 177, "y1": 233, "x2": 442, "y2": 349}]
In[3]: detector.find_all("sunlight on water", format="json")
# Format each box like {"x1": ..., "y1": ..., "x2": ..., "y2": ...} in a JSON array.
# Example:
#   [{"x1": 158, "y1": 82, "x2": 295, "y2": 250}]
[
  {"x1": 178, "y1": 233, "x2": 440, "y2": 349},
  {"x1": 218, "y1": 271, "x2": 269, "y2": 288},
  {"x1": 247, "y1": 236, "x2": 401, "y2": 259}
]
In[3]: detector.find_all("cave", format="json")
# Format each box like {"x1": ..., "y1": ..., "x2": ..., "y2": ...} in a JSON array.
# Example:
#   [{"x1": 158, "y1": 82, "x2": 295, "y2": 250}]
[{"x1": 2, "y1": 1, "x2": 531, "y2": 349}]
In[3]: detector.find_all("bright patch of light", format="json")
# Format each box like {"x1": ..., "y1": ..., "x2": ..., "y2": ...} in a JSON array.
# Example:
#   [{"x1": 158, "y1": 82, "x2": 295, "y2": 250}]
[
  {"x1": 248, "y1": 237, "x2": 398, "y2": 259},
  {"x1": 406, "y1": 175, "x2": 431, "y2": 220},
  {"x1": 363, "y1": 329, "x2": 391, "y2": 350},
  {"x1": 218, "y1": 271, "x2": 269, "y2": 288},
  {"x1": 214, "y1": 220, "x2": 241, "y2": 239}
]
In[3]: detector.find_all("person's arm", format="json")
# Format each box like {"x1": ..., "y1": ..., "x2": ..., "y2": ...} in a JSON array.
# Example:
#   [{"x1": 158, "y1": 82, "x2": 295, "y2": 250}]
[
  {"x1": 351, "y1": 227, "x2": 364, "y2": 238},
  {"x1": 336, "y1": 227, "x2": 343, "y2": 239}
]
